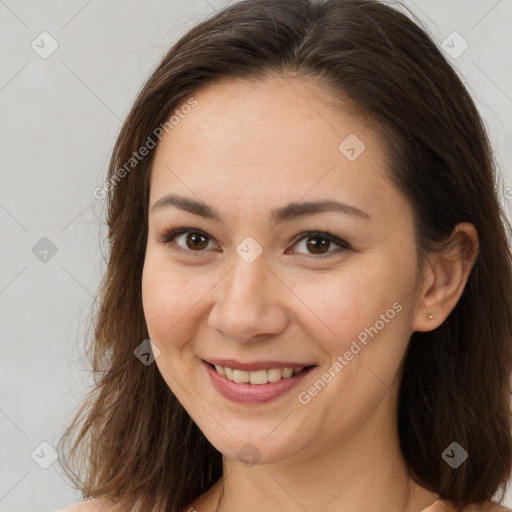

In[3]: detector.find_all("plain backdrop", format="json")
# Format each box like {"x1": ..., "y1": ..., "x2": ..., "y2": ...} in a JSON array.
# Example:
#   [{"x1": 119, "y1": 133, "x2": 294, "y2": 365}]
[{"x1": 1, "y1": 0, "x2": 511, "y2": 510}]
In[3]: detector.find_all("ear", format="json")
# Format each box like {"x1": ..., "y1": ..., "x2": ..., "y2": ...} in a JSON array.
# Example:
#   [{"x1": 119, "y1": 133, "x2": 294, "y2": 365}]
[{"x1": 412, "y1": 222, "x2": 479, "y2": 332}]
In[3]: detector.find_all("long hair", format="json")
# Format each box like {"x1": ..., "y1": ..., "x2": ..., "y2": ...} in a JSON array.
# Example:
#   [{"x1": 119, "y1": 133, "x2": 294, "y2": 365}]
[{"x1": 58, "y1": 1, "x2": 512, "y2": 510}]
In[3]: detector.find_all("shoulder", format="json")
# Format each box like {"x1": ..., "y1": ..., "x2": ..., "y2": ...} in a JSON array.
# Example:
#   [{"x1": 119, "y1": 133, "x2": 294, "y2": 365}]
[
  {"x1": 55, "y1": 498, "x2": 124, "y2": 512},
  {"x1": 425, "y1": 500, "x2": 512, "y2": 512},
  {"x1": 463, "y1": 502, "x2": 512, "y2": 512}
]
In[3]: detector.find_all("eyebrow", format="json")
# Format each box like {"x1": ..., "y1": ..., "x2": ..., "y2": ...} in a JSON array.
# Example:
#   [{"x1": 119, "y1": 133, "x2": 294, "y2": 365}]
[{"x1": 150, "y1": 193, "x2": 371, "y2": 224}]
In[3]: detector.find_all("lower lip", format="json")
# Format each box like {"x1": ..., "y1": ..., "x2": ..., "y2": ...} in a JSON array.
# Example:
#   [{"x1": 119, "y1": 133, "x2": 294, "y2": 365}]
[{"x1": 204, "y1": 361, "x2": 315, "y2": 404}]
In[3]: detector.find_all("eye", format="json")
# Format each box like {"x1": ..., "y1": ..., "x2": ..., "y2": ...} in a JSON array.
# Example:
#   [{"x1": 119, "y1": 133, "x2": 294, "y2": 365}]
[
  {"x1": 287, "y1": 231, "x2": 350, "y2": 259},
  {"x1": 156, "y1": 227, "x2": 219, "y2": 254},
  {"x1": 156, "y1": 227, "x2": 350, "y2": 259}
]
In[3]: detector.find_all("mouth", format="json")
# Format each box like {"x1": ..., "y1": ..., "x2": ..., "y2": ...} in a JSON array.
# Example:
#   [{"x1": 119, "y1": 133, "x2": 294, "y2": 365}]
[
  {"x1": 202, "y1": 359, "x2": 317, "y2": 403},
  {"x1": 208, "y1": 362, "x2": 311, "y2": 384}
]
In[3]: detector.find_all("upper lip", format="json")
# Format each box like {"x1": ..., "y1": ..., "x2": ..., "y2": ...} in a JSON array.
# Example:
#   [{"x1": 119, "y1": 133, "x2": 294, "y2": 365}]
[{"x1": 204, "y1": 358, "x2": 316, "y2": 372}]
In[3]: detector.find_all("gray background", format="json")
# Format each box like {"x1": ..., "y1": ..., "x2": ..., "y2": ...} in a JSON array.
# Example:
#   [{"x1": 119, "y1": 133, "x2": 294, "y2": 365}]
[{"x1": 1, "y1": 0, "x2": 511, "y2": 511}]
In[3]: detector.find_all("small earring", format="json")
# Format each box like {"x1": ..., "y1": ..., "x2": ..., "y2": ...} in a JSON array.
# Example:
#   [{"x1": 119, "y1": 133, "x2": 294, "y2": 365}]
[{"x1": 426, "y1": 312, "x2": 434, "y2": 320}]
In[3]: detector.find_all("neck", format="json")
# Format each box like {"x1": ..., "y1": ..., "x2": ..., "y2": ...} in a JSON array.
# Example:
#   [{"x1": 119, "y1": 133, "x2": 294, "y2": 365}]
[{"x1": 203, "y1": 393, "x2": 438, "y2": 512}]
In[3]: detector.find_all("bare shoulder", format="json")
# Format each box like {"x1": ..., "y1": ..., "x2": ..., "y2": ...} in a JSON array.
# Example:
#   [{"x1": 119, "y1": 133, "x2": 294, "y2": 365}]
[
  {"x1": 460, "y1": 501, "x2": 512, "y2": 512},
  {"x1": 423, "y1": 499, "x2": 511, "y2": 512},
  {"x1": 461, "y1": 501, "x2": 511, "y2": 512},
  {"x1": 474, "y1": 502, "x2": 512, "y2": 512},
  {"x1": 55, "y1": 498, "x2": 126, "y2": 512}
]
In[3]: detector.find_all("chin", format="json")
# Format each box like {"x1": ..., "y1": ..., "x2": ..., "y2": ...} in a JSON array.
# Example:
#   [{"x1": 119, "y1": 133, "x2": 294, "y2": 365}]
[{"x1": 191, "y1": 412, "x2": 318, "y2": 466}]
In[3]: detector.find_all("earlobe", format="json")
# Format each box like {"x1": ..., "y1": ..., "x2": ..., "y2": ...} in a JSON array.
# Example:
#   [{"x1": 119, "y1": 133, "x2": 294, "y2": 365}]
[{"x1": 412, "y1": 222, "x2": 479, "y2": 333}]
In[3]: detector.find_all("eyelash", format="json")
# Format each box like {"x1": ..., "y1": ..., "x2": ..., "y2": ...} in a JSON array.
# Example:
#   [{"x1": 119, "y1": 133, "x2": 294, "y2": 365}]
[{"x1": 155, "y1": 225, "x2": 351, "y2": 260}]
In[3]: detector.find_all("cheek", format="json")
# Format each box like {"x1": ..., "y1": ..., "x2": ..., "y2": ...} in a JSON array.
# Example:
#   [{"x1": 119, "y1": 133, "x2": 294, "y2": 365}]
[
  {"x1": 141, "y1": 253, "x2": 228, "y2": 357},
  {"x1": 141, "y1": 256, "x2": 196, "y2": 347},
  {"x1": 291, "y1": 268, "x2": 394, "y2": 332},
  {"x1": 289, "y1": 255, "x2": 414, "y2": 364}
]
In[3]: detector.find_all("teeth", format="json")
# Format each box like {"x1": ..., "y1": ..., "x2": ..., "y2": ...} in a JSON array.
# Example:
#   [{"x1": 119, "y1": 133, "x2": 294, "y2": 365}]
[
  {"x1": 233, "y1": 369, "x2": 249, "y2": 383},
  {"x1": 249, "y1": 369, "x2": 268, "y2": 385},
  {"x1": 267, "y1": 368, "x2": 282, "y2": 382},
  {"x1": 213, "y1": 364, "x2": 306, "y2": 384},
  {"x1": 281, "y1": 367, "x2": 293, "y2": 378}
]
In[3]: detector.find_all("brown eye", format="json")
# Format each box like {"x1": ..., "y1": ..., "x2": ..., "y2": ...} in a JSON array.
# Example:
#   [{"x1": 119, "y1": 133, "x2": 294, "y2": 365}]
[
  {"x1": 159, "y1": 227, "x2": 348, "y2": 259},
  {"x1": 185, "y1": 232, "x2": 209, "y2": 250},
  {"x1": 306, "y1": 236, "x2": 331, "y2": 254},
  {"x1": 290, "y1": 231, "x2": 349, "y2": 259},
  {"x1": 157, "y1": 227, "x2": 217, "y2": 253}
]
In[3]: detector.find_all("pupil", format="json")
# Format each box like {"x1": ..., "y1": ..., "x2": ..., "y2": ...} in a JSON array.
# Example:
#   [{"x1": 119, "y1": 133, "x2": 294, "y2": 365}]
[
  {"x1": 187, "y1": 233, "x2": 208, "y2": 250},
  {"x1": 307, "y1": 237, "x2": 329, "y2": 254}
]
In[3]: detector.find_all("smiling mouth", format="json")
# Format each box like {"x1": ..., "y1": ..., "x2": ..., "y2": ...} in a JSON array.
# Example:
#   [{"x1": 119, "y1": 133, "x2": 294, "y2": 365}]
[{"x1": 208, "y1": 363, "x2": 313, "y2": 385}]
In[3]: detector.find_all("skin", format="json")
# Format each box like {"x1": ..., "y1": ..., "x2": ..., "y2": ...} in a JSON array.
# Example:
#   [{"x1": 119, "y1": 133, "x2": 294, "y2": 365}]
[{"x1": 140, "y1": 75, "x2": 479, "y2": 512}]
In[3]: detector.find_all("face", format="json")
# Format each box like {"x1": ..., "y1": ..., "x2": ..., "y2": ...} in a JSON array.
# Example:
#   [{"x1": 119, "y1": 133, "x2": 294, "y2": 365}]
[{"x1": 142, "y1": 76, "x2": 423, "y2": 465}]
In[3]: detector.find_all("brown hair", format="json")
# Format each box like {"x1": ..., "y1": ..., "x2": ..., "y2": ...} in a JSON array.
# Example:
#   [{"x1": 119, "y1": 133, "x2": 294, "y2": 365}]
[{"x1": 58, "y1": 0, "x2": 512, "y2": 510}]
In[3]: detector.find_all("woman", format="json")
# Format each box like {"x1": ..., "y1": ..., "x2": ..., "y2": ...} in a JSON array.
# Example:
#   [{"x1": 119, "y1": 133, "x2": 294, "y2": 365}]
[{"x1": 57, "y1": 0, "x2": 512, "y2": 511}]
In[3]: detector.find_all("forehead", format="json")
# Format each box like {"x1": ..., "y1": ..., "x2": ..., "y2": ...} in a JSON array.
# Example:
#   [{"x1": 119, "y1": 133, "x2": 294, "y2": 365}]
[
  {"x1": 156, "y1": 76, "x2": 370, "y2": 161},
  {"x1": 149, "y1": 75, "x2": 408, "y2": 227}
]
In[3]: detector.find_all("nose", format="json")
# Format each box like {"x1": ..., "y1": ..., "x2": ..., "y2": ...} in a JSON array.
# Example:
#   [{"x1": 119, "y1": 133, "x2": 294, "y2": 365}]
[{"x1": 207, "y1": 253, "x2": 289, "y2": 344}]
